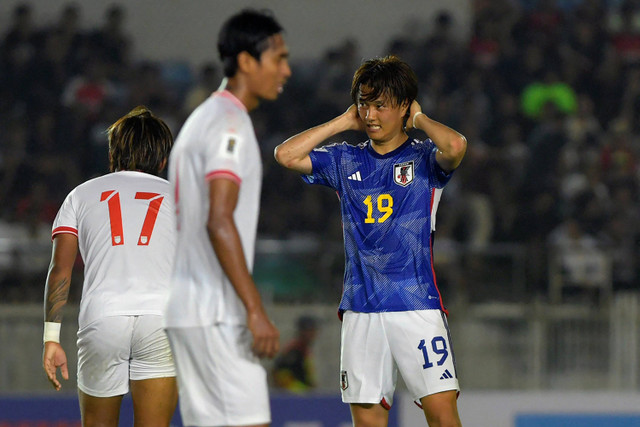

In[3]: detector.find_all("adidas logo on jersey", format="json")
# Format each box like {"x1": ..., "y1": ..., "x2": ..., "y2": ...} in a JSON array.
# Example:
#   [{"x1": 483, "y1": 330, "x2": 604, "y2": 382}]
[
  {"x1": 347, "y1": 171, "x2": 362, "y2": 181},
  {"x1": 440, "y1": 369, "x2": 454, "y2": 380}
]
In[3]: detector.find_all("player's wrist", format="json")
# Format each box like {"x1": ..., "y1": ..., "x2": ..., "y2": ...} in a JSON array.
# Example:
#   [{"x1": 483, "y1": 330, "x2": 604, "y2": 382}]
[
  {"x1": 412, "y1": 111, "x2": 425, "y2": 128},
  {"x1": 43, "y1": 322, "x2": 61, "y2": 343}
]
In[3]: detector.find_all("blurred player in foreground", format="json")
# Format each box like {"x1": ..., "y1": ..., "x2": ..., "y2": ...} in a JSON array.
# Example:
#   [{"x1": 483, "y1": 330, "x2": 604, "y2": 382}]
[
  {"x1": 164, "y1": 9, "x2": 291, "y2": 427},
  {"x1": 275, "y1": 55, "x2": 466, "y2": 427},
  {"x1": 42, "y1": 106, "x2": 177, "y2": 427}
]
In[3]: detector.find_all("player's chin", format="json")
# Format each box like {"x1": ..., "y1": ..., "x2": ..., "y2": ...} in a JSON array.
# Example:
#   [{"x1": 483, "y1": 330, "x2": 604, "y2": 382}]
[
  {"x1": 262, "y1": 88, "x2": 282, "y2": 101},
  {"x1": 364, "y1": 128, "x2": 381, "y2": 139}
]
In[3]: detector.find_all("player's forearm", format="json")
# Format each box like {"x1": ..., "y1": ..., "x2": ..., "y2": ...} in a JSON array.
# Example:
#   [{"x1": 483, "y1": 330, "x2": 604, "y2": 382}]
[
  {"x1": 274, "y1": 116, "x2": 346, "y2": 172},
  {"x1": 44, "y1": 268, "x2": 71, "y2": 323},
  {"x1": 207, "y1": 216, "x2": 264, "y2": 313},
  {"x1": 414, "y1": 113, "x2": 467, "y2": 170}
]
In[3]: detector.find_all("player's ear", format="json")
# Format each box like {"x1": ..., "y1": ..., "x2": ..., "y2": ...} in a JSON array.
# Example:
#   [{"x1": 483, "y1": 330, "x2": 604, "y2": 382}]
[
  {"x1": 237, "y1": 51, "x2": 257, "y2": 73},
  {"x1": 158, "y1": 158, "x2": 167, "y2": 173},
  {"x1": 402, "y1": 100, "x2": 411, "y2": 117}
]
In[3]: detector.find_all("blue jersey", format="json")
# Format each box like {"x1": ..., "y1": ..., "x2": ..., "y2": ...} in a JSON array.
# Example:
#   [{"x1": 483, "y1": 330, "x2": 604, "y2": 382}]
[{"x1": 303, "y1": 137, "x2": 453, "y2": 313}]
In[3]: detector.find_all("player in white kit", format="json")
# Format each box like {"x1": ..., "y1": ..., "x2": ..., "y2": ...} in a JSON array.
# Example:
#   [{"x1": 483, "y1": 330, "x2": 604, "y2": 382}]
[
  {"x1": 42, "y1": 106, "x2": 177, "y2": 427},
  {"x1": 164, "y1": 9, "x2": 291, "y2": 427}
]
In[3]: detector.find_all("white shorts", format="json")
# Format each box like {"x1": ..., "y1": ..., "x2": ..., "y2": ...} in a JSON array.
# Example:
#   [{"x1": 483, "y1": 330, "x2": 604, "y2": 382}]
[
  {"x1": 340, "y1": 310, "x2": 459, "y2": 408},
  {"x1": 77, "y1": 315, "x2": 176, "y2": 398},
  {"x1": 165, "y1": 324, "x2": 270, "y2": 427}
]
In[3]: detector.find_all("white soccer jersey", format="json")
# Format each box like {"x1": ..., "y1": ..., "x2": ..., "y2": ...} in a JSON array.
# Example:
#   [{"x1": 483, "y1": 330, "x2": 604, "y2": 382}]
[
  {"x1": 164, "y1": 90, "x2": 262, "y2": 327},
  {"x1": 52, "y1": 171, "x2": 176, "y2": 329}
]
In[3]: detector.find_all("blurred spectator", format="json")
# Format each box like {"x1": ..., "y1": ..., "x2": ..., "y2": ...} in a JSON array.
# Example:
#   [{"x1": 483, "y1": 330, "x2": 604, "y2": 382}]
[
  {"x1": 314, "y1": 39, "x2": 360, "y2": 118},
  {"x1": 0, "y1": 118, "x2": 31, "y2": 219},
  {"x1": 1, "y1": 3, "x2": 37, "y2": 107},
  {"x1": 61, "y1": 55, "x2": 116, "y2": 120},
  {"x1": 182, "y1": 62, "x2": 220, "y2": 115},
  {"x1": 272, "y1": 316, "x2": 319, "y2": 393},
  {"x1": 608, "y1": 0, "x2": 640, "y2": 64},
  {"x1": 548, "y1": 216, "x2": 610, "y2": 302},
  {"x1": 521, "y1": 69, "x2": 578, "y2": 119},
  {"x1": 87, "y1": 4, "x2": 131, "y2": 79},
  {"x1": 599, "y1": 212, "x2": 638, "y2": 291}
]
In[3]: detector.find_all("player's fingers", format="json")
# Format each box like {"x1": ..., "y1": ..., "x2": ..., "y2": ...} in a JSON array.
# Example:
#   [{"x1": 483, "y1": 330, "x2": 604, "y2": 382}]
[
  {"x1": 47, "y1": 373, "x2": 60, "y2": 390},
  {"x1": 60, "y1": 363, "x2": 69, "y2": 380},
  {"x1": 44, "y1": 360, "x2": 55, "y2": 378},
  {"x1": 267, "y1": 336, "x2": 279, "y2": 358},
  {"x1": 255, "y1": 335, "x2": 278, "y2": 358},
  {"x1": 252, "y1": 336, "x2": 266, "y2": 357}
]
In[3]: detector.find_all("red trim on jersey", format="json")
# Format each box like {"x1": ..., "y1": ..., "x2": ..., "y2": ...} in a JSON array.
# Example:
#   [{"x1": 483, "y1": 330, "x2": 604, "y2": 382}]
[
  {"x1": 52, "y1": 226, "x2": 78, "y2": 241},
  {"x1": 380, "y1": 397, "x2": 391, "y2": 410},
  {"x1": 213, "y1": 90, "x2": 247, "y2": 112},
  {"x1": 205, "y1": 170, "x2": 242, "y2": 186},
  {"x1": 429, "y1": 188, "x2": 449, "y2": 316}
]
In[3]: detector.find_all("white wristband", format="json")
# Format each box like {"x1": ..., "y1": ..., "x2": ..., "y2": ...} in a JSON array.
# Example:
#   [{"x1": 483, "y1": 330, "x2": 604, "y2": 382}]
[
  {"x1": 43, "y1": 322, "x2": 61, "y2": 343},
  {"x1": 412, "y1": 111, "x2": 424, "y2": 128}
]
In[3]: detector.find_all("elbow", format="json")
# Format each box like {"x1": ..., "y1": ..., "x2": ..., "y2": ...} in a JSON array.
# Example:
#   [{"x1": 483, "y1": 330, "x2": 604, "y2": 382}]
[
  {"x1": 206, "y1": 216, "x2": 224, "y2": 240},
  {"x1": 207, "y1": 212, "x2": 234, "y2": 244},
  {"x1": 273, "y1": 144, "x2": 298, "y2": 170},
  {"x1": 273, "y1": 144, "x2": 287, "y2": 166},
  {"x1": 451, "y1": 134, "x2": 467, "y2": 161},
  {"x1": 273, "y1": 145, "x2": 282, "y2": 164}
]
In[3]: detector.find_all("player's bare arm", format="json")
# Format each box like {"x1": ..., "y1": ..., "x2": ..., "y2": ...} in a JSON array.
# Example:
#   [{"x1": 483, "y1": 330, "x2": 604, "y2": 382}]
[
  {"x1": 407, "y1": 100, "x2": 467, "y2": 172},
  {"x1": 274, "y1": 104, "x2": 365, "y2": 174},
  {"x1": 43, "y1": 233, "x2": 77, "y2": 390},
  {"x1": 207, "y1": 178, "x2": 279, "y2": 358}
]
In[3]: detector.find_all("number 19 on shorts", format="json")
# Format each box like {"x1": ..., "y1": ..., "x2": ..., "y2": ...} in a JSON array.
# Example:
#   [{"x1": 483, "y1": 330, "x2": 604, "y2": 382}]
[{"x1": 418, "y1": 336, "x2": 448, "y2": 369}]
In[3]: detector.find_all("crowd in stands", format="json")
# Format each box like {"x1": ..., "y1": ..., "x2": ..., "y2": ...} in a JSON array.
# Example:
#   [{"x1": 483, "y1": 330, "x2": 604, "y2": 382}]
[{"x1": 1, "y1": 0, "x2": 639, "y2": 303}]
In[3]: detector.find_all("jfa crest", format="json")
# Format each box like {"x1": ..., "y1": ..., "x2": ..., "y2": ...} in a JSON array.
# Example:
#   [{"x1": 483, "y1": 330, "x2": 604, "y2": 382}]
[
  {"x1": 393, "y1": 160, "x2": 414, "y2": 187},
  {"x1": 340, "y1": 370, "x2": 349, "y2": 390}
]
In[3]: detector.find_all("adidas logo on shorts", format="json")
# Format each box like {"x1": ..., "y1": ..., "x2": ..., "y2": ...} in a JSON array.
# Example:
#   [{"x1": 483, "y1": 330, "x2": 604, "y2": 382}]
[{"x1": 440, "y1": 369, "x2": 454, "y2": 380}]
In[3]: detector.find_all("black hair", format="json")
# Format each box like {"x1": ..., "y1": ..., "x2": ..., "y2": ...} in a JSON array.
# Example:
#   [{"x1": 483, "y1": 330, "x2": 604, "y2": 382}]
[
  {"x1": 350, "y1": 55, "x2": 418, "y2": 115},
  {"x1": 217, "y1": 9, "x2": 283, "y2": 77},
  {"x1": 107, "y1": 106, "x2": 173, "y2": 175}
]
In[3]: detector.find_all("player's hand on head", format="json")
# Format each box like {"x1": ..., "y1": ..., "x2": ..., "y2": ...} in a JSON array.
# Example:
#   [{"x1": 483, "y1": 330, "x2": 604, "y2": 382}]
[
  {"x1": 405, "y1": 100, "x2": 423, "y2": 131},
  {"x1": 247, "y1": 309, "x2": 280, "y2": 358},
  {"x1": 341, "y1": 104, "x2": 366, "y2": 132},
  {"x1": 43, "y1": 342, "x2": 69, "y2": 391}
]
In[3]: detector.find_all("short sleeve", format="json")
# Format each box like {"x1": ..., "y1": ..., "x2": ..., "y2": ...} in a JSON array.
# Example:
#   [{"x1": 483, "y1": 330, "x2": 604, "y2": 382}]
[
  {"x1": 52, "y1": 190, "x2": 78, "y2": 239},
  {"x1": 426, "y1": 139, "x2": 454, "y2": 189},
  {"x1": 203, "y1": 110, "x2": 249, "y2": 186},
  {"x1": 301, "y1": 142, "x2": 346, "y2": 190}
]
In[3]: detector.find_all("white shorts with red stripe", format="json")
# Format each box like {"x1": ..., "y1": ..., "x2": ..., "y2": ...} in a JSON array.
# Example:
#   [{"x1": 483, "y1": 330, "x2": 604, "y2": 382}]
[{"x1": 340, "y1": 309, "x2": 459, "y2": 408}]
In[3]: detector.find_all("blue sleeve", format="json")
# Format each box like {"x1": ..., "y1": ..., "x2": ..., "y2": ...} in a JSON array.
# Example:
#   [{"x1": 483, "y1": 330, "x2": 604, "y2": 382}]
[
  {"x1": 301, "y1": 142, "x2": 345, "y2": 190},
  {"x1": 426, "y1": 139, "x2": 454, "y2": 188}
]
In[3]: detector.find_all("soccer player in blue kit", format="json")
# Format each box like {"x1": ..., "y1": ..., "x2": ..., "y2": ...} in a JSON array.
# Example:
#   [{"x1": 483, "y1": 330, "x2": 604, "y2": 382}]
[{"x1": 274, "y1": 56, "x2": 466, "y2": 427}]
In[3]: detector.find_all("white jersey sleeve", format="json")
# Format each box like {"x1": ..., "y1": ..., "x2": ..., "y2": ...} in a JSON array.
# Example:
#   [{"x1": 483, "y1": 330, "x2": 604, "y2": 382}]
[
  {"x1": 52, "y1": 193, "x2": 79, "y2": 238},
  {"x1": 203, "y1": 108, "x2": 247, "y2": 186}
]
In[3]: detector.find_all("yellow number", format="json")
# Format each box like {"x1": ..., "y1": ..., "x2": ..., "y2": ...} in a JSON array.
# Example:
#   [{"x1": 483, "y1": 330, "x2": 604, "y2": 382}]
[
  {"x1": 364, "y1": 195, "x2": 375, "y2": 223},
  {"x1": 363, "y1": 194, "x2": 393, "y2": 224},
  {"x1": 377, "y1": 194, "x2": 393, "y2": 223}
]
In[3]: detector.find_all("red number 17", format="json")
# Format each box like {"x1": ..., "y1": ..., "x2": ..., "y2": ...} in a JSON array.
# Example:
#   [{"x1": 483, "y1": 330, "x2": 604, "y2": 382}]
[{"x1": 100, "y1": 191, "x2": 164, "y2": 246}]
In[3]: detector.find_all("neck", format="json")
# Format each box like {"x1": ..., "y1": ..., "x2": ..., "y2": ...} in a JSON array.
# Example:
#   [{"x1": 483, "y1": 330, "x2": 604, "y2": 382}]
[
  {"x1": 225, "y1": 77, "x2": 259, "y2": 112},
  {"x1": 370, "y1": 131, "x2": 408, "y2": 155}
]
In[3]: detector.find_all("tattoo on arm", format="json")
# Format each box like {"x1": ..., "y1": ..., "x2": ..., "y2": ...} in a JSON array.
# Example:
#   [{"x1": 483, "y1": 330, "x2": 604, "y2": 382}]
[{"x1": 45, "y1": 277, "x2": 70, "y2": 323}]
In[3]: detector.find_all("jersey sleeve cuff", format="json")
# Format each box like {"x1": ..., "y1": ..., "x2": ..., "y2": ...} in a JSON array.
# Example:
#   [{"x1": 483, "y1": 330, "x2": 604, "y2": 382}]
[
  {"x1": 52, "y1": 226, "x2": 78, "y2": 241},
  {"x1": 205, "y1": 170, "x2": 242, "y2": 186}
]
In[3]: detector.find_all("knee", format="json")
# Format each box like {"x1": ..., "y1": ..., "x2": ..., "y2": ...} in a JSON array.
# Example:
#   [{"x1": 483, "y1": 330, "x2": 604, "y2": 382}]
[
  {"x1": 425, "y1": 411, "x2": 462, "y2": 427},
  {"x1": 350, "y1": 403, "x2": 388, "y2": 427}
]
